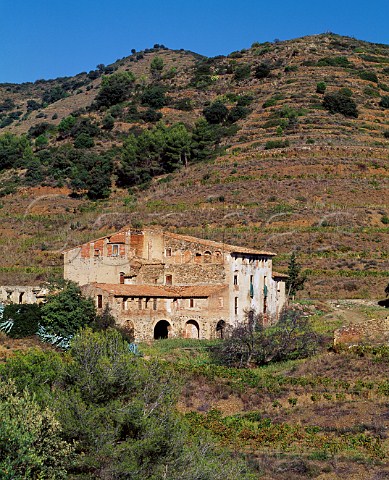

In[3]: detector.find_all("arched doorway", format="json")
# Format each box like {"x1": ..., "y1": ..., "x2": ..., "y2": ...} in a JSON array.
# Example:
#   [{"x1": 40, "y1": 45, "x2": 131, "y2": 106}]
[
  {"x1": 154, "y1": 320, "x2": 171, "y2": 339},
  {"x1": 216, "y1": 320, "x2": 226, "y2": 339},
  {"x1": 185, "y1": 320, "x2": 200, "y2": 339}
]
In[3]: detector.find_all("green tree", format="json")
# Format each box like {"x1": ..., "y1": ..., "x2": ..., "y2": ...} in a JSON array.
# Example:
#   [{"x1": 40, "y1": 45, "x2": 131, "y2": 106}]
[
  {"x1": 254, "y1": 62, "x2": 271, "y2": 79},
  {"x1": 150, "y1": 55, "x2": 164, "y2": 79},
  {"x1": 140, "y1": 85, "x2": 167, "y2": 109},
  {"x1": 95, "y1": 71, "x2": 136, "y2": 108},
  {"x1": 203, "y1": 100, "x2": 229, "y2": 124},
  {"x1": 0, "y1": 380, "x2": 74, "y2": 479},
  {"x1": 323, "y1": 91, "x2": 358, "y2": 117},
  {"x1": 286, "y1": 252, "x2": 306, "y2": 298},
  {"x1": 316, "y1": 82, "x2": 327, "y2": 94},
  {"x1": 40, "y1": 281, "x2": 96, "y2": 337},
  {"x1": 379, "y1": 95, "x2": 389, "y2": 108}
]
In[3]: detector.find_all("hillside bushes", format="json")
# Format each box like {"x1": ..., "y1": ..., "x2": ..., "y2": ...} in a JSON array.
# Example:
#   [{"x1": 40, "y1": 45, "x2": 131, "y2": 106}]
[
  {"x1": 95, "y1": 71, "x2": 136, "y2": 108},
  {"x1": 323, "y1": 90, "x2": 358, "y2": 117}
]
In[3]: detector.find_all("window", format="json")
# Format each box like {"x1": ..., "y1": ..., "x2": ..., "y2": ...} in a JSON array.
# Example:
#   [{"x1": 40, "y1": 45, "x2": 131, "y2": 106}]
[
  {"x1": 189, "y1": 298, "x2": 194, "y2": 308},
  {"x1": 165, "y1": 274, "x2": 172, "y2": 285},
  {"x1": 112, "y1": 244, "x2": 119, "y2": 257},
  {"x1": 233, "y1": 275, "x2": 238, "y2": 285},
  {"x1": 249, "y1": 275, "x2": 254, "y2": 298},
  {"x1": 120, "y1": 272, "x2": 125, "y2": 284},
  {"x1": 145, "y1": 297, "x2": 150, "y2": 309},
  {"x1": 153, "y1": 298, "x2": 157, "y2": 310},
  {"x1": 234, "y1": 297, "x2": 238, "y2": 315},
  {"x1": 194, "y1": 253, "x2": 202, "y2": 264},
  {"x1": 165, "y1": 248, "x2": 172, "y2": 257},
  {"x1": 97, "y1": 295, "x2": 103, "y2": 309},
  {"x1": 138, "y1": 298, "x2": 142, "y2": 310},
  {"x1": 94, "y1": 249, "x2": 101, "y2": 257}
]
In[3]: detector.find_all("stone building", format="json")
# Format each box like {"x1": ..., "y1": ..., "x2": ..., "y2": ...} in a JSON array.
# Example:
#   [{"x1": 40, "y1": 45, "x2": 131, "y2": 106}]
[
  {"x1": 0, "y1": 285, "x2": 48, "y2": 305},
  {"x1": 63, "y1": 228, "x2": 287, "y2": 340}
]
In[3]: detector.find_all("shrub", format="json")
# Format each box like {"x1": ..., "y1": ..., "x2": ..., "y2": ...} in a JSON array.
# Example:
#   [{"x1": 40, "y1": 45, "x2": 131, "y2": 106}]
[
  {"x1": 102, "y1": 113, "x2": 115, "y2": 130},
  {"x1": 236, "y1": 94, "x2": 254, "y2": 106},
  {"x1": 174, "y1": 98, "x2": 193, "y2": 111},
  {"x1": 234, "y1": 64, "x2": 251, "y2": 81},
  {"x1": 95, "y1": 71, "x2": 136, "y2": 108},
  {"x1": 323, "y1": 91, "x2": 358, "y2": 117},
  {"x1": 40, "y1": 281, "x2": 96, "y2": 337},
  {"x1": 140, "y1": 85, "x2": 167, "y2": 109},
  {"x1": 359, "y1": 70, "x2": 378, "y2": 83},
  {"x1": 316, "y1": 82, "x2": 327, "y2": 94},
  {"x1": 203, "y1": 100, "x2": 229, "y2": 124},
  {"x1": 254, "y1": 62, "x2": 271, "y2": 79},
  {"x1": 141, "y1": 108, "x2": 163, "y2": 122},
  {"x1": 42, "y1": 86, "x2": 67, "y2": 105},
  {"x1": 2, "y1": 304, "x2": 41, "y2": 338},
  {"x1": 74, "y1": 133, "x2": 95, "y2": 149},
  {"x1": 265, "y1": 139, "x2": 290, "y2": 149},
  {"x1": 227, "y1": 105, "x2": 250, "y2": 123},
  {"x1": 317, "y1": 56, "x2": 351, "y2": 67},
  {"x1": 212, "y1": 307, "x2": 320, "y2": 367},
  {"x1": 383, "y1": 130, "x2": 389, "y2": 138},
  {"x1": 379, "y1": 96, "x2": 389, "y2": 108}
]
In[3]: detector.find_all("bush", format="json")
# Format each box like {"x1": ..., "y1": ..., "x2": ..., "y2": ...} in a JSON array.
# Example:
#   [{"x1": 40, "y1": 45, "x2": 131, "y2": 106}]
[
  {"x1": 42, "y1": 86, "x2": 67, "y2": 105},
  {"x1": 254, "y1": 62, "x2": 271, "y2": 79},
  {"x1": 383, "y1": 130, "x2": 389, "y2": 138},
  {"x1": 203, "y1": 100, "x2": 229, "y2": 124},
  {"x1": 141, "y1": 108, "x2": 163, "y2": 122},
  {"x1": 74, "y1": 132, "x2": 95, "y2": 149},
  {"x1": 265, "y1": 139, "x2": 290, "y2": 149},
  {"x1": 140, "y1": 85, "x2": 167, "y2": 109},
  {"x1": 40, "y1": 281, "x2": 96, "y2": 337},
  {"x1": 234, "y1": 64, "x2": 251, "y2": 81},
  {"x1": 227, "y1": 105, "x2": 250, "y2": 123},
  {"x1": 95, "y1": 71, "x2": 136, "y2": 108},
  {"x1": 316, "y1": 82, "x2": 327, "y2": 94},
  {"x1": 317, "y1": 56, "x2": 351, "y2": 67},
  {"x1": 2, "y1": 304, "x2": 41, "y2": 338},
  {"x1": 379, "y1": 96, "x2": 389, "y2": 108},
  {"x1": 212, "y1": 307, "x2": 320, "y2": 367},
  {"x1": 323, "y1": 91, "x2": 358, "y2": 117},
  {"x1": 359, "y1": 70, "x2": 378, "y2": 83}
]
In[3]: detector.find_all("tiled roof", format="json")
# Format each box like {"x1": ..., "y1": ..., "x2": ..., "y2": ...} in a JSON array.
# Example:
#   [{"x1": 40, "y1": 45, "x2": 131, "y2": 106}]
[
  {"x1": 90, "y1": 283, "x2": 228, "y2": 298},
  {"x1": 63, "y1": 227, "x2": 276, "y2": 256},
  {"x1": 162, "y1": 231, "x2": 276, "y2": 256},
  {"x1": 272, "y1": 271, "x2": 289, "y2": 278}
]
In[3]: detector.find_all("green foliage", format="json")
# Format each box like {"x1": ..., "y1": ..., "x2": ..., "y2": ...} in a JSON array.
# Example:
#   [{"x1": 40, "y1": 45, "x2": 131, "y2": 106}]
[
  {"x1": 118, "y1": 122, "x2": 191, "y2": 187},
  {"x1": 254, "y1": 62, "x2": 271, "y2": 79},
  {"x1": 379, "y1": 95, "x2": 389, "y2": 108},
  {"x1": 2, "y1": 304, "x2": 41, "y2": 338},
  {"x1": 58, "y1": 115, "x2": 77, "y2": 135},
  {"x1": 140, "y1": 85, "x2": 167, "y2": 109},
  {"x1": 102, "y1": 113, "x2": 115, "y2": 130},
  {"x1": 359, "y1": 70, "x2": 378, "y2": 83},
  {"x1": 26, "y1": 99, "x2": 42, "y2": 112},
  {"x1": 95, "y1": 71, "x2": 136, "y2": 108},
  {"x1": 150, "y1": 55, "x2": 164, "y2": 76},
  {"x1": 317, "y1": 56, "x2": 352, "y2": 67},
  {"x1": 227, "y1": 105, "x2": 250, "y2": 123},
  {"x1": 42, "y1": 86, "x2": 67, "y2": 105},
  {"x1": 73, "y1": 132, "x2": 95, "y2": 149},
  {"x1": 203, "y1": 100, "x2": 229, "y2": 124},
  {"x1": 174, "y1": 97, "x2": 194, "y2": 111},
  {"x1": 286, "y1": 252, "x2": 306, "y2": 297},
  {"x1": 316, "y1": 82, "x2": 327, "y2": 94},
  {"x1": 234, "y1": 63, "x2": 251, "y2": 81},
  {"x1": 264, "y1": 139, "x2": 290, "y2": 149},
  {"x1": 70, "y1": 151, "x2": 113, "y2": 199},
  {"x1": 40, "y1": 281, "x2": 96, "y2": 337},
  {"x1": 212, "y1": 307, "x2": 319, "y2": 368},
  {"x1": 141, "y1": 107, "x2": 163, "y2": 122},
  {"x1": 0, "y1": 97, "x2": 15, "y2": 112},
  {"x1": 0, "y1": 380, "x2": 75, "y2": 479},
  {"x1": 323, "y1": 91, "x2": 358, "y2": 117},
  {"x1": 0, "y1": 133, "x2": 33, "y2": 170}
]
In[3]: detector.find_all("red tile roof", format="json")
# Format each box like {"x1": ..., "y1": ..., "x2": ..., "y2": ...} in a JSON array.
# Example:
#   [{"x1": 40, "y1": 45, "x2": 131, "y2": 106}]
[
  {"x1": 90, "y1": 283, "x2": 228, "y2": 298},
  {"x1": 63, "y1": 227, "x2": 276, "y2": 256}
]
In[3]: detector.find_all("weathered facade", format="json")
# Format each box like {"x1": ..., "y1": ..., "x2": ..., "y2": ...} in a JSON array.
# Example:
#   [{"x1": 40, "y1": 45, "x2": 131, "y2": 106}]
[
  {"x1": 64, "y1": 228, "x2": 287, "y2": 340},
  {"x1": 0, "y1": 285, "x2": 48, "y2": 305}
]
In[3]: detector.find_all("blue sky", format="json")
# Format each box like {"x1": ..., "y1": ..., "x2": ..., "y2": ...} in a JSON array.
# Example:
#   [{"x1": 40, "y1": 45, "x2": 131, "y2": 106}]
[{"x1": 1, "y1": 0, "x2": 388, "y2": 83}]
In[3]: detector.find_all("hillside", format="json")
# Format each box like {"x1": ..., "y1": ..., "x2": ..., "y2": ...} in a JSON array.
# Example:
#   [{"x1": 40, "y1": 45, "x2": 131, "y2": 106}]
[{"x1": 0, "y1": 33, "x2": 388, "y2": 299}]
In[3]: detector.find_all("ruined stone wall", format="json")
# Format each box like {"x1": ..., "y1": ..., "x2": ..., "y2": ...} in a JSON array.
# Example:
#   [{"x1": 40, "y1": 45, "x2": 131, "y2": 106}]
[{"x1": 0, "y1": 285, "x2": 48, "y2": 304}]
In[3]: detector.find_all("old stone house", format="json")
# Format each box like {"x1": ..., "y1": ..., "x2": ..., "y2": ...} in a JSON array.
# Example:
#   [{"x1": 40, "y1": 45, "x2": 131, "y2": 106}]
[{"x1": 63, "y1": 228, "x2": 287, "y2": 340}]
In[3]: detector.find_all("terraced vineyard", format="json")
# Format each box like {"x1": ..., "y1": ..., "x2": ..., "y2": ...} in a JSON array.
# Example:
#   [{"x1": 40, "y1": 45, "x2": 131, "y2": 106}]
[{"x1": 0, "y1": 33, "x2": 388, "y2": 299}]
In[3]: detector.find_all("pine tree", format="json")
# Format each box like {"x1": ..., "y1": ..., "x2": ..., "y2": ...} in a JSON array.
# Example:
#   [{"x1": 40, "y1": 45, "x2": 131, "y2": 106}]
[{"x1": 286, "y1": 252, "x2": 306, "y2": 299}]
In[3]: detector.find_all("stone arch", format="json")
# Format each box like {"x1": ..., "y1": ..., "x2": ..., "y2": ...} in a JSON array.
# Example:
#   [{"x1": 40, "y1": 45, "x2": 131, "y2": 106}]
[
  {"x1": 194, "y1": 252, "x2": 202, "y2": 264},
  {"x1": 154, "y1": 320, "x2": 171, "y2": 339},
  {"x1": 185, "y1": 320, "x2": 200, "y2": 339},
  {"x1": 216, "y1": 320, "x2": 226, "y2": 339}
]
